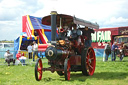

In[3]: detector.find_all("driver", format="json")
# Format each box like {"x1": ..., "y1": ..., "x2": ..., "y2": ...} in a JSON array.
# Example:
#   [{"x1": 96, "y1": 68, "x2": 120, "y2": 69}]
[{"x1": 69, "y1": 24, "x2": 82, "y2": 40}]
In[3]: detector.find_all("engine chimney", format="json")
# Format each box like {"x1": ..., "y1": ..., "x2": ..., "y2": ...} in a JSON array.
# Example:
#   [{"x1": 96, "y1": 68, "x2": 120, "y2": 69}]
[{"x1": 50, "y1": 11, "x2": 57, "y2": 42}]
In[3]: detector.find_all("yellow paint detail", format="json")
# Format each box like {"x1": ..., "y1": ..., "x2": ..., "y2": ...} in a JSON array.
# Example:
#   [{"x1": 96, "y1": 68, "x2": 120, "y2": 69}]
[
  {"x1": 42, "y1": 29, "x2": 48, "y2": 42},
  {"x1": 27, "y1": 15, "x2": 34, "y2": 35},
  {"x1": 19, "y1": 36, "x2": 23, "y2": 50},
  {"x1": 34, "y1": 36, "x2": 37, "y2": 40},
  {"x1": 27, "y1": 37, "x2": 30, "y2": 40}
]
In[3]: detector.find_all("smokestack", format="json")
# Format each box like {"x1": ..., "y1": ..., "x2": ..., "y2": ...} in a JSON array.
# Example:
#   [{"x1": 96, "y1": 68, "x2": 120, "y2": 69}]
[{"x1": 50, "y1": 11, "x2": 57, "y2": 41}]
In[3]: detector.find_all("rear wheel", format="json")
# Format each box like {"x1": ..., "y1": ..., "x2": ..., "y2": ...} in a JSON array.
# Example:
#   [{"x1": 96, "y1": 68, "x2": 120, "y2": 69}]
[
  {"x1": 35, "y1": 58, "x2": 43, "y2": 81},
  {"x1": 64, "y1": 58, "x2": 71, "y2": 80},
  {"x1": 81, "y1": 47, "x2": 96, "y2": 76}
]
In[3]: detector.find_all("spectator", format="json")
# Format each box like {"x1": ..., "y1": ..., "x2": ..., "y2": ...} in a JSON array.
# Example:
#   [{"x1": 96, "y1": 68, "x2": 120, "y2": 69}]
[
  {"x1": 111, "y1": 42, "x2": 119, "y2": 61},
  {"x1": 32, "y1": 41, "x2": 39, "y2": 61},
  {"x1": 19, "y1": 53, "x2": 27, "y2": 66},
  {"x1": 27, "y1": 44, "x2": 32, "y2": 59},
  {"x1": 16, "y1": 50, "x2": 21, "y2": 60},
  {"x1": 82, "y1": 27, "x2": 94, "y2": 47},
  {"x1": 104, "y1": 42, "x2": 111, "y2": 61},
  {"x1": 119, "y1": 42, "x2": 125, "y2": 61},
  {"x1": 16, "y1": 50, "x2": 26, "y2": 66},
  {"x1": 4, "y1": 50, "x2": 15, "y2": 66}
]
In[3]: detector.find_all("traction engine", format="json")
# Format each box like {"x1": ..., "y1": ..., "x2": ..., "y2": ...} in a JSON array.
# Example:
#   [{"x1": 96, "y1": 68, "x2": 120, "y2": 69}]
[{"x1": 35, "y1": 11, "x2": 99, "y2": 81}]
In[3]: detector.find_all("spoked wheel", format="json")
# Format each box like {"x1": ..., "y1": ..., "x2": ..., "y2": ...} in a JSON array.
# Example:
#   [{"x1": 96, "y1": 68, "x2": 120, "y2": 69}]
[
  {"x1": 64, "y1": 58, "x2": 71, "y2": 80},
  {"x1": 35, "y1": 58, "x2": 43, "y2": 81},
  {"x1": 81, "y1": 47, "x2": 96, "y2": 76}
]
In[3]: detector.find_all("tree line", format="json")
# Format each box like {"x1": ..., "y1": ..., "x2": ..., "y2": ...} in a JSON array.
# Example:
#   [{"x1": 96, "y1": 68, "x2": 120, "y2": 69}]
[{"x1": 0, "y1": 40, "x2": 14, "y2": 43}]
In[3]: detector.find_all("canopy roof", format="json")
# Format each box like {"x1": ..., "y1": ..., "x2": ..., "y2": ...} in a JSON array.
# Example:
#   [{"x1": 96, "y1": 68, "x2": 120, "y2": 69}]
[{"x1": 42, "y1": 14, "x2": 99, "y2": 29}]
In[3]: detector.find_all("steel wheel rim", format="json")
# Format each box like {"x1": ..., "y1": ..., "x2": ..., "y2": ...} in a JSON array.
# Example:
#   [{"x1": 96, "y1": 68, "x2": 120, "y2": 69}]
[
  {"x1": 38, "y1": 59, "x2": 43, "y2": 80},
  {"x1": 64, "y1": 58, "x2": 71, "y2": 80},
  {"x1": 86, "y1": 47, "x2": 96, "y2": 75},
  {"x1": 35, "y1": 58, "x2": 43, "y2": 81},
  {"x1": 67, "y1": 60, "x2": 70, "y2": 80}
]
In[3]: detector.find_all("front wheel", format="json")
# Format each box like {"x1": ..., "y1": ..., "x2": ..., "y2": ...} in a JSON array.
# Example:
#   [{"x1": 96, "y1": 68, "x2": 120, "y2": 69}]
[
  {"x1": 35, "y1": 58, "x2": 43, "y2": 81},
  {"x1": 64, "y1": 58, "x2": 71, "y2": 80}
]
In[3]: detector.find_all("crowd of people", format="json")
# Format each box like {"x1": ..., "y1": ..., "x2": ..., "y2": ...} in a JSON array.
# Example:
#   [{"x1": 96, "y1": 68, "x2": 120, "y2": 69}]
[
  {"x1": 4, "y1": 25, "x2": 125, "y2": 66},
  {"x1": 64, "y1": 24, "x2": 126, "y2": 62},
  {"x1": 55, "y1": 24, "x2": 126, "y2": 62},
  {"x1": 58, "y1": 24, "x2": 95, "y2": 47},
  {"x1": 4, "y1": 41, "x2": 40, "y2": 66},
  {"x1": 104, "y1": 42, "x2": 125, "y2": 62}
]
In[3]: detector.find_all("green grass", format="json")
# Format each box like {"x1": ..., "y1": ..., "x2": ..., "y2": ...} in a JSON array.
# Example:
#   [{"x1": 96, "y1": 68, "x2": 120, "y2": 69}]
[{"x1": 0, "y1": 57, "x2": 128, "y2": 85}]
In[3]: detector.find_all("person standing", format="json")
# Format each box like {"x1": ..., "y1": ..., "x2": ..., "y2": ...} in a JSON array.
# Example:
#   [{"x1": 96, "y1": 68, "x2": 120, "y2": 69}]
[
  {"x1": 119, "y1": 42, "x2": 125, "y2": 61},
  {"x1": 32, "y1": 41, "x2": 39, "y2": 61},
  {"x1": 82, "y1": 27, "x2": 94, "y2": 47},
  {"x1": 4, "y1": 50, "x2": 15, "y2": 66},
  {"x1": 27, "y1": 44, "x2": 32, "y2": 59},
  {"x1": 111, "y1": 42, "x2": 119, "y2": 61},
  {"x1": 104, "y1": 42, "x2": 111, "y2": 61}
]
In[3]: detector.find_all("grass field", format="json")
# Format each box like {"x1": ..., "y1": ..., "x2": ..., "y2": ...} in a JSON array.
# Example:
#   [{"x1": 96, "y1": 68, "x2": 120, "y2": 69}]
[{"x1": 0, "y1": 57, "x2": 128, "y2": 85}]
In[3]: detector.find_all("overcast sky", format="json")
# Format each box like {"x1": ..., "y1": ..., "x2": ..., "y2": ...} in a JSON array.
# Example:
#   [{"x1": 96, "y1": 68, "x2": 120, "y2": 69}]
[{"x1": 0, "y1": 0, "x2": 128, "y2": 40}]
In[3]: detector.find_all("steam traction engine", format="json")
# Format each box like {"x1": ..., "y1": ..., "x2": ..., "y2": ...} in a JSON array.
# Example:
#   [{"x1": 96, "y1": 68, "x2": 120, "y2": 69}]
[{"x1": 35, "y1": 11, "x2": 99, "y2": 81}]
